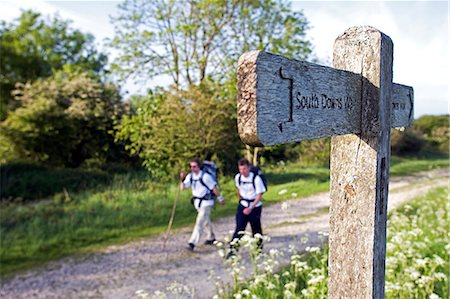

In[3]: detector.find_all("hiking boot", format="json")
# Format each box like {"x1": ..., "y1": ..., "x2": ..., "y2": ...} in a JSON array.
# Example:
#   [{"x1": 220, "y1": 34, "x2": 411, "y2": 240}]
[
  {"x1": 204, "y1": 239, "x2": 216, "y2": 245},
  {"x1": 187, "y1": 243, "x2": 195, "y2": 251},
  {"x1": 226, "y1": 250, "x2": 236, "y2": 260}
]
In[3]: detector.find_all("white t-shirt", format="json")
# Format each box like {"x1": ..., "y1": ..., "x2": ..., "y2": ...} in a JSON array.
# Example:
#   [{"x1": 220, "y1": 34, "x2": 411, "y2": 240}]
[
  {"x1": 234, "y1": 172, "x2": 266, "y2": 208},
  {"x1": 184, "y1": 171, "x2": 217, "y2": 208}
]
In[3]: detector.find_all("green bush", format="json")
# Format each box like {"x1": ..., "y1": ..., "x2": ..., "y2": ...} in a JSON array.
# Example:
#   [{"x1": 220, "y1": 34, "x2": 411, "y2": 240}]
[{"x1": 391, "y1": 128, "x2": 425, "y2": 155}]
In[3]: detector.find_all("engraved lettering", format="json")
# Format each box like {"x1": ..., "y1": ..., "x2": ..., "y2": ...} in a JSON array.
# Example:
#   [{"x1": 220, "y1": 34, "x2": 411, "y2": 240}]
[
  {"x1": 344, "y1": 97, "x2": 354, "y2": 110},
  {"x1": 295, "y1": 92, "x2": 354, "y2": 111},
  {"x1": 296, "y1": 92, "x2": 319, "y2": 110},
  {"x1": 392, "y1": 102, "x2": 406, "y2": 110}
]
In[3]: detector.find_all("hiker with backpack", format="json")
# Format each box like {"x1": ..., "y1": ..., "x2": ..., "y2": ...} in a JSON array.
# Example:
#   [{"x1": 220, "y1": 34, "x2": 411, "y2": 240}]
[
  {"x1": 180, "y1": 159, "x2": 225, "y2": 251},
  {"x1": 229, "y1": 158, "x2": 267, "y2": 256}
]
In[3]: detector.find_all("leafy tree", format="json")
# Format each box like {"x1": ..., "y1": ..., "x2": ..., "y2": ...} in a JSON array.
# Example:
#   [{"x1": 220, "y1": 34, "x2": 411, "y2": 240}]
[
  {"x1": 0, "y1": 68, "x2": 125, "y2": 167},
  {"x1": 109, "y1": 0, "x2": 312, "y2": 89},
  {"x1": 0, "y1": 10, "x2": 107, "y2": 119},
  {"x1": 111, "y1": 0, "x2": 314, "y2": 172},
  {"x1": 115, "y1": 80, "x2": 240, "y2": 178}
]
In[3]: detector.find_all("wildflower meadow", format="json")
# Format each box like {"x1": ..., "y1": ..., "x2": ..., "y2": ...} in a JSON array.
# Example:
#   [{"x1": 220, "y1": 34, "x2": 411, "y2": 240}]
[{"x1": 145, "y1": 186, "x2": 448, "y2": 299}]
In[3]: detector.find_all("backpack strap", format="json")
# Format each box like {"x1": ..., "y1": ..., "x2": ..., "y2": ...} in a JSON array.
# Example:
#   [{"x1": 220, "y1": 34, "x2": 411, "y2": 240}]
[
  {"x1": 252, "y1": 173, "x2": 257, "y2": 191},
  {"x1": 192, "y1": 171, "x2": 214, "y2": 198},
  {"x1": 198, "y1": 171, "x2": 208, "y2": 190},
  {"x1": 238, "y1": 173, "x2": 258, "y2": 191}
]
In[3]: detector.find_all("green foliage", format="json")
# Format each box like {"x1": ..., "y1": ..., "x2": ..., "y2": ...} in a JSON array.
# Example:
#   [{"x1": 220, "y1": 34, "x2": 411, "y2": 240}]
[
  {"x1": 413, "y1": 115, "x2": 449, "y2": 136},
  {"x1": 115, "y1": 80, "x2": 241, "y2": 178},
  {"x1": 391, "y1": 128, "x2": 425, "y2": 155},
  {"x1": 391, "y1": 115, "x2": 449, "y2": 156},
  {"x1": 261, "y1": 138, "x2": 331, "y2": 167},
  {"x1": 0, "y1": 10, "x2": 107, "y2": 119},
  {"x1": 414, "y1": 115, "x2": 450, "y2": 154},
  {"x1": 0, "y1": 162, "x2": 112, "y2": 201},
  {"x1": 109, "y1": 0, "x2": 314, "y2": 174},
  {"x1": 390, "y1": 156, "x2": 449, "y2": 176},
  {"x1": 0, "y1": 69, "x2": 126, "y2": 167},
  {"x1": 109, "y1": 0, "x2": 312, "y2": 88}
]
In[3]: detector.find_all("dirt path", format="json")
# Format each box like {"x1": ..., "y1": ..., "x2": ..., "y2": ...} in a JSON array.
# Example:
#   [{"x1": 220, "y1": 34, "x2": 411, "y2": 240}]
[{"x1": 1, "y1": 169, "x2": 448, "y2": 299}]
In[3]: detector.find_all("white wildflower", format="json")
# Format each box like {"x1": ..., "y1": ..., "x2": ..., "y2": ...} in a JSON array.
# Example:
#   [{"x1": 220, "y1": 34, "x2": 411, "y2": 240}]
[
  {"x1": 305, "y1": 246, "x2": 320, "y2": 253},
  {"x1": 415, "y1": 258, "x2": 428, "y2": 267},
  {"x1": 284, "y1": 289, "x2": 294, "y2": 298},
  {"x1": 434, "y1": 272, "x2": 447, "y2": 281},
  {"x1": 417, "y1": 276, "x2": 433, "y2": 287},
  {"x1": 308, "y1": 275, "x2": 325, "y2": 285},
  {"x1": 284, "y1": 281, "x2": 296, "y2": 290},
  {"x1": 433, "y1": 254, "x2": 446, "y2": 266},
  {"x1": 318, "y1": 231, "x2": 329, "y2": 237},
  {"x1": 288, "y1": 244, "x2": 296, "y2": 253},
  {"x1": 409, "y1": 270, "x2": 420, "y2": 280}
]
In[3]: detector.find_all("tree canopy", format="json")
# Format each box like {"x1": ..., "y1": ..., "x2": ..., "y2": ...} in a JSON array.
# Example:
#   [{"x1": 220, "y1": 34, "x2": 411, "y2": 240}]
[
  {"x1": 0, "y1": 68, "x2": 125, "y2": 167},
  {"x1": 109, "y1": 0, "x2": 312, "y2": 89},
  {"x1": 0, "y1": 10, "x2": 107, "y2": 119}
]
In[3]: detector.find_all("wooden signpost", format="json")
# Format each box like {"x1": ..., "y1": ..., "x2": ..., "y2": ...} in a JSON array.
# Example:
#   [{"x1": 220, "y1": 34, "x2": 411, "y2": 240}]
[{"x1": 237, "y1": 26, "x2": 414, "y2": 298}]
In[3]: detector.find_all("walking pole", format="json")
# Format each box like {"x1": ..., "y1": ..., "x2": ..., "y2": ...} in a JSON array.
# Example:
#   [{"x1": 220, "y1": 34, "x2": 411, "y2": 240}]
[{"x1": 162, "y1": 180, "x2": 181, "y2": 250}]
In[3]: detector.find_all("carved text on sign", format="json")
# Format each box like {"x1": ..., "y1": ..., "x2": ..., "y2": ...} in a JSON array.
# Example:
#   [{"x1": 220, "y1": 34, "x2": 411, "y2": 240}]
[
  {"x1": 296, "y1": 93, "x2": 355, "y2": 111},
  {"x1": 237, "y1": 50, "x2": 414, "y2": 146}
]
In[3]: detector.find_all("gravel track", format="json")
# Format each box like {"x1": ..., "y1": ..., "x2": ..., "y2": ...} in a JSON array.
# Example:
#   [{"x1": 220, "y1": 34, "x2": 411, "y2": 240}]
[{"x1": 1, "y1": 168, "x2": 448, "y2": 299}]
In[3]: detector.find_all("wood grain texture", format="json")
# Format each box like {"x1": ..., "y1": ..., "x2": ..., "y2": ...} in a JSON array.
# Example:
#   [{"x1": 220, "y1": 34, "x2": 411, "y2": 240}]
[
  {"x1": 237, "y1": 51, "x2": 413, "y2": 146},
  {"x1": 237, "y1": 51, "x2": 261, "y2": 145},
  {"x1": 329, "y1": 25, "x2": 392, "y2": 299}
]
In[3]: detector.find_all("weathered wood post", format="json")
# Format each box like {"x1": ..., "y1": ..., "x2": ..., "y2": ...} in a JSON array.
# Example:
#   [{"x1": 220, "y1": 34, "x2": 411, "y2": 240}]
[
  {"x1": 329, "y1": 26, "x2": 393, "y2": 298},
  {"x1": 236, "y1": 26, "x2": 414, "y2": 298}
]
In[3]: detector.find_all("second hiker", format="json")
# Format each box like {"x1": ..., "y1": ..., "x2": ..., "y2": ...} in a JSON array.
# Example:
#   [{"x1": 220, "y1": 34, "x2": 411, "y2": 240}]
[
  {"x1": 180, "y1": 159, "x2": 225, "y2": 251},
  {"x1": 230, "y1": 158, "x2": 267, "y2": 254}
]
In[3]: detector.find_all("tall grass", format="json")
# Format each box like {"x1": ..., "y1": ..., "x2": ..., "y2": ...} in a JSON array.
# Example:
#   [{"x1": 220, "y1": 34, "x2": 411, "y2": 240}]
[{"x1": 0, "y1": 157, "x2": 448, "y2": 277}]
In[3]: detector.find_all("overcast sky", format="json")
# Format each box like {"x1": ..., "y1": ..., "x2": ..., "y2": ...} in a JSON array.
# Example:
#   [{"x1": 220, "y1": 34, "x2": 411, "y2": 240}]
[{"x1": 1, "y1": 0, "x2": 448, "y2": 118}]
